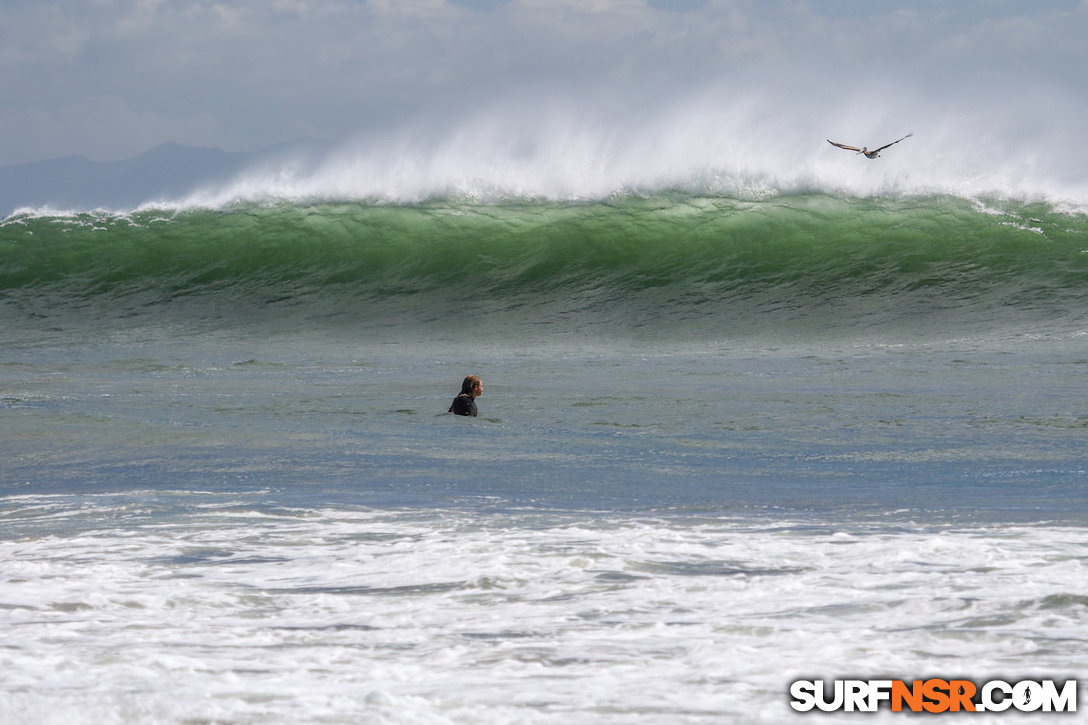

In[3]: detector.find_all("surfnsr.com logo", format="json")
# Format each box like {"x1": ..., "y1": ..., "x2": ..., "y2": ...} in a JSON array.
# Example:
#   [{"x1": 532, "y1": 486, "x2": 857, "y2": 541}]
[{"x1": 789, "y1": 679, "x2": 1078, "y2": 713}]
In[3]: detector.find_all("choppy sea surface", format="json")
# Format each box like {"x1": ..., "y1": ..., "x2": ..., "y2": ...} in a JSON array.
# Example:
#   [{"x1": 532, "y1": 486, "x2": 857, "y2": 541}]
[{"x1": 2, "y1": 192, "x2": 1087, "y2": 722}]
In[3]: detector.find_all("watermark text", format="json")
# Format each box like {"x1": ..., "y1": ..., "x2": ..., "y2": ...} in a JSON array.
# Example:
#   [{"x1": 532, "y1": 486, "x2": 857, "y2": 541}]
[{"x1": 790, "y1": 679, "x2": 1077, "y2": 713}]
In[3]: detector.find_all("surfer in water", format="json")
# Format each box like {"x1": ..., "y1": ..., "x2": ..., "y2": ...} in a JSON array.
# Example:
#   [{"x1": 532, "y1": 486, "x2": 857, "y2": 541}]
[{"x1": 448, "y1": 375, "x2": 483, "y2": 417}]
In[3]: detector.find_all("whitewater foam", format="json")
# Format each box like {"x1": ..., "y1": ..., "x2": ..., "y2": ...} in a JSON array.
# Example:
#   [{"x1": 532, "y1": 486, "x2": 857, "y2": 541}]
[{"x1": 2, "y1": 500, "x2": 1085, "y2": 724}]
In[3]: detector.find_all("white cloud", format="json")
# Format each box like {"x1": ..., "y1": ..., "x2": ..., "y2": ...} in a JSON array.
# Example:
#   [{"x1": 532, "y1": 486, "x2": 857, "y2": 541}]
[{"x1": 0, "y1": 0, "x2": 1084, "y2": 181}]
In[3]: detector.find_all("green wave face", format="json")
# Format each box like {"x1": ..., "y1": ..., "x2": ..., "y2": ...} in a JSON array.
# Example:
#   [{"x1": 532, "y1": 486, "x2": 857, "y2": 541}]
[{"x1": 2, "y1": 194, "x2": 1086, "y2": 341}]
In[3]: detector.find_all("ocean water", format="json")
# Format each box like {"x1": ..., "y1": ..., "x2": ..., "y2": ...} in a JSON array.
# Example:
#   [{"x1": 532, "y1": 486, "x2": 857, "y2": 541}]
[{"x1": 2, "y1": 186, "x2": 1087, "y2": 723}]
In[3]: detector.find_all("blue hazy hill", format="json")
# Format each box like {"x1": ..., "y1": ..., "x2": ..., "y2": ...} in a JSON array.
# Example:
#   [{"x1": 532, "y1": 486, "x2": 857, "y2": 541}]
[{"x1": 0, "y1": 140, "x2": 333, "y2": 214}]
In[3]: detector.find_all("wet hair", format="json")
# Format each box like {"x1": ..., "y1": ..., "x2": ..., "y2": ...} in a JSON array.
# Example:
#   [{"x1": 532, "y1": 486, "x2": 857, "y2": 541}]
[{"x1": 460, "y1": 375, "x2": 482, "y2": 396}]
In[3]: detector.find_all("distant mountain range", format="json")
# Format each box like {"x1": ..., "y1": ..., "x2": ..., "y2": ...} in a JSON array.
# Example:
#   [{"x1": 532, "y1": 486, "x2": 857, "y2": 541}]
[{"x1": 0, "y1": 140, "x2": 334, "y2": 215}]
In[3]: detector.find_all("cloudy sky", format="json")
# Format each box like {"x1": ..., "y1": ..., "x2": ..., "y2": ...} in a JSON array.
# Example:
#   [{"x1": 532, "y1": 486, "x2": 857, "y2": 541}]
[{"x1": 2, "y1": 0, "x2": 1086, "y2": 197}]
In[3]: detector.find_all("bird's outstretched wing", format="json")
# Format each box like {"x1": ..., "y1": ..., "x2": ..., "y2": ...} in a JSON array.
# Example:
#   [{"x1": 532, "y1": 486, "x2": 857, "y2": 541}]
[
  {"x1": 827, "y1": 139, "x2": 863, "y2": 152},
  {"x1": 871, "y1": 133, "x2": 913, "y2": 154}
]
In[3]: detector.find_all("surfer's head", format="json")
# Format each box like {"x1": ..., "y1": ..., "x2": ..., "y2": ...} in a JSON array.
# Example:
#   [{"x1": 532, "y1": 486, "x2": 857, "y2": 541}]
[{"x1": 460, "y1": 375, "x2": 483, "y2": 398}]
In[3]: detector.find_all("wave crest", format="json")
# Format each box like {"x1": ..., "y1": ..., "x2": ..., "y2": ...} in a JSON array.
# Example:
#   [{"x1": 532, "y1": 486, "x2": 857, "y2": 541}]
[
  {"x1": 168, "y1": 93, "x2": 1088, "y2": 211},
  {"x1": 3, "y1": 194, "x2": 1086, "y2": 344}
]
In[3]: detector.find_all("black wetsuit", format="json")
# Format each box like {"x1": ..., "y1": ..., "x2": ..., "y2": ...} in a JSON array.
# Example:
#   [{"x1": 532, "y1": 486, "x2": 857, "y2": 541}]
[{"x1": 448, "y1": 394, "x2": 477, "y2": 417}]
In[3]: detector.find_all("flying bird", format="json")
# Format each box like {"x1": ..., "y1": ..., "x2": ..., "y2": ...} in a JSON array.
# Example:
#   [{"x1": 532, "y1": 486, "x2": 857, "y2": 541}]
[{"x1": 827, "y1": 133, "x2": 913, "y2": 159}]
